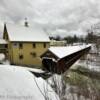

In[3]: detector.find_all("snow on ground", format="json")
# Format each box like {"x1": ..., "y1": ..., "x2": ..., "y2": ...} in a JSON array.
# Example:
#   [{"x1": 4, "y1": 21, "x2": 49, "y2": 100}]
[
  {"x1": 76, "y1": 60, "x2": 100, "y2": 72},
  {"x1": 72, "y1": 60, "x2": 100, "y2": 72},
  {"x1": 2, "y1": 60, "x2": 10, "y2": 65},
  {"x1": 0, "y1": 65, "x2": 59, "y2": 100},
  {"x1": 20, "y1": 66, "x2": 45, "y2": 73}
]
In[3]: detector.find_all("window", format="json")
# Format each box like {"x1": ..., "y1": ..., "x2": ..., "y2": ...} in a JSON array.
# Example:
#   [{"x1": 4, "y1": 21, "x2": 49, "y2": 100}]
[
  {"x1": 13, "y1": 43, "x2": 18, "y2": 47},
  {"x1": 19, "y1": 54, "x2": 23, "y2": 60},
  {"x1": 19, "y1": 43, "x2": 23, "y2": 49},
  {"x1": 33, "y1": 43, "x2": 36, "y2": 48},
  {"x1": 44, "y1": 43, "x2": 46, "y2": 48},
  {"x1": 5, "y1": 44, "x2": 8, "y2": 48},
  {"x1": 30, "y1": 52, "x2": 37, "y2": 57}
]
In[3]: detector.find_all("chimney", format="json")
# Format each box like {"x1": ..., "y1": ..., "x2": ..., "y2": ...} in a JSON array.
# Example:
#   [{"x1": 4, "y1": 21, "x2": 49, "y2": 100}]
[{"x1": 24, "y1": 18, "x2": 29, "y2": 27}]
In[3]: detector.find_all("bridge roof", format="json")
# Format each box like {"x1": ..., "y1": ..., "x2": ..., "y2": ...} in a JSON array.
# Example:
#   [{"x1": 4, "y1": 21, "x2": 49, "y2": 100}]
[{"x1": 48, "y1": 44, "x2": 91, "y2": 59}]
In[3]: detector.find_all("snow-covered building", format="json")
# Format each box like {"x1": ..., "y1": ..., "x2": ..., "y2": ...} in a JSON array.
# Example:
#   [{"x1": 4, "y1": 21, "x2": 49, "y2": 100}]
[
  {"x1": 50, "y1": 39, "x2": 67, "y2": 46},
  {"x1": 2, "y1": 23, "x2": 50, "y2": 67}
]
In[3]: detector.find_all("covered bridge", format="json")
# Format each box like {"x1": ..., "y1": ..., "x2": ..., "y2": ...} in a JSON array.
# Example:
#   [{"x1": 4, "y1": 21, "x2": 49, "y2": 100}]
[{"x1": 41, "y1": 45, "x2": 91, "y2": 74}]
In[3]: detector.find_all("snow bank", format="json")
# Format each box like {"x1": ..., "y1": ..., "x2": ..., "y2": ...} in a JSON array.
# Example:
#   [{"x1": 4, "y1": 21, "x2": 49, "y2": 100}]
[
  {"x1": 76, "y1": 60, "x2": 100, "y2": 72},
  {"x1": 0, "y1": 53, "x2": 5, "y2": 61},
  {"x1": 21, "y1": 67, "x2": 45, "y2": 73},
  {"x1": 0, "y1": 65, "x2": 59, "y2": 100}
]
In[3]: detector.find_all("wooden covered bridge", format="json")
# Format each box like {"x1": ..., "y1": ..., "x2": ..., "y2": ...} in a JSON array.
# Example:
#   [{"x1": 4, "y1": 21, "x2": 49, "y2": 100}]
[{"x1": 41, "y1": 45, "x2": 91, "y2": 74}]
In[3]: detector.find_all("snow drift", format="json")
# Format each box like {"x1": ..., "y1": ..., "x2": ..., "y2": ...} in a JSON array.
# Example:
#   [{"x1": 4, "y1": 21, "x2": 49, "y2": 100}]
[{"x1": 0, "y1": 65, "x2": 59, "y2": 100}]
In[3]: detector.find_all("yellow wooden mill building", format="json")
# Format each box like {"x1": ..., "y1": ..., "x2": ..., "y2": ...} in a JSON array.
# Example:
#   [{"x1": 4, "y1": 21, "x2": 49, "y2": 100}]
[{"x1": 1, "y1": 22, "x2": 50, "y2": 68}]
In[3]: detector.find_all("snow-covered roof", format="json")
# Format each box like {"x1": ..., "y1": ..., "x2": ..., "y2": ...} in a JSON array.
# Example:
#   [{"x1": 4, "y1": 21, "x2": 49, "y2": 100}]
[
  {"x1": 49, "y1": 45, "x2": 91, "y2": 59},
  {"x1": 6, "y1": 23, "x2": 50, "y2": 42},
  {"x1": 0, "y1": 39, "x2": 8, "y2": 44},
  {"x1": 0, "y1": 65, "x2": 59, "y2": 100}
]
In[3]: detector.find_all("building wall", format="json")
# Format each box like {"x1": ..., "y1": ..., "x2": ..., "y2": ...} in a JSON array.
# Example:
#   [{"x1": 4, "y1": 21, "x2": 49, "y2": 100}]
[
  {"x1": 8, "y1": 42, "x2": 50, "y2": 68},
  {"x1": 50, "y1": 40, "x2": 67, "y2": 46}
]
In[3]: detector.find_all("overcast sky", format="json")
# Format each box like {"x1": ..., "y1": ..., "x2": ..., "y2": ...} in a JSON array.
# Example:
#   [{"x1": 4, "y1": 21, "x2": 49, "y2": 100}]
[{"x1": 0, "y1": 0, "x2": 100, "y2": 37}]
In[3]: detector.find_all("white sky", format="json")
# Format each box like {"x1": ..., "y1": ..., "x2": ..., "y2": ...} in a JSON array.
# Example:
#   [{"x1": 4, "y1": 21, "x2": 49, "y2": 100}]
[{"x1": 0, "y1": 0, "x2": 100, "y2": 37}]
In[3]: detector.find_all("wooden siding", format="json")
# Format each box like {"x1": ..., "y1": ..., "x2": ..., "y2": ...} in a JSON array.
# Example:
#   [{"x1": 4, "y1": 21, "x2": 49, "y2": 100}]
[{"x1": 9, "y1": 42, "x2": 49, "y2": 67}]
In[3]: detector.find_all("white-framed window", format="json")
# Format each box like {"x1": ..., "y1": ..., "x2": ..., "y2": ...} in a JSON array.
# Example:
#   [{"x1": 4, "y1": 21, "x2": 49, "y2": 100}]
[{"x1": 13, "y1": 43, "x2": 18, "y2": 48}]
